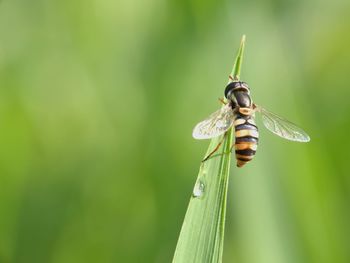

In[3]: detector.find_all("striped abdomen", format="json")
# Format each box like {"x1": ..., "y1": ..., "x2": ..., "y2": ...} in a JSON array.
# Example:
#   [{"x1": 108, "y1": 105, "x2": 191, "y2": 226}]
[{"x1": 234, "y1": 115, "x2": 259, "y2": 167}]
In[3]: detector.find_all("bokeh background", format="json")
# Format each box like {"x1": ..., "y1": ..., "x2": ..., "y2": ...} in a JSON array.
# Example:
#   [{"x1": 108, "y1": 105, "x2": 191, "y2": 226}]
[{"x1": 0, "y1": 0, "x2": 349, "y2": 262}]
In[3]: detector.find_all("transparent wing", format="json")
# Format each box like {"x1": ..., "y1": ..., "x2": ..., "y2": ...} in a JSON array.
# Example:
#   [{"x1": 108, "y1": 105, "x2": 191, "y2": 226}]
[
  {"x1": 256, "y1": 105, "x2": 310, "y2": 142},
  {"x1": 192, "y1": 104, "x2": 234, "y2": 140}
]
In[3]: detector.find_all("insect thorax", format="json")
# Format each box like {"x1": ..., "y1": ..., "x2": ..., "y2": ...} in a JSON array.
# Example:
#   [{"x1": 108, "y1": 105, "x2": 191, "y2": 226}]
[{"x1": 224, "y1": 81, "x2": 252, "y2": 108}]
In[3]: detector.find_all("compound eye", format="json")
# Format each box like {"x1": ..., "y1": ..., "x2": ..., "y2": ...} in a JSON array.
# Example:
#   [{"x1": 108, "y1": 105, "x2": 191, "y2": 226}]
[
  {"x1": 224, "y1": 82, "x2": 238, "y2": 98},
  {"x1": 240, "y1": 82, "x2": 250, "y2": 91}
]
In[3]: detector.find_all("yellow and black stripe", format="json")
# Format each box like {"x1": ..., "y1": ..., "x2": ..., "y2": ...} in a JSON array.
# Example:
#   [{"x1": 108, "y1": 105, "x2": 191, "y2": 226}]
[{"x1": 234, "y1": 114, "x2": 259, "y2": 167}]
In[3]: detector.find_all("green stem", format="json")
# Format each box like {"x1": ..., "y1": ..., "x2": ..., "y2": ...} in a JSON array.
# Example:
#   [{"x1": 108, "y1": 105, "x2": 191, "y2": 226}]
[{"x1": 216, "y1": 126, "x2": 233, "y2": 261}]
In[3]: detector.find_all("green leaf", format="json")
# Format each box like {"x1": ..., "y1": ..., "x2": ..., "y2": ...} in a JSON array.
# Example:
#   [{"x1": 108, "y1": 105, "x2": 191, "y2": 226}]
[{"x1": 172, "y1": 35, "x2": 246, "y2": 263}]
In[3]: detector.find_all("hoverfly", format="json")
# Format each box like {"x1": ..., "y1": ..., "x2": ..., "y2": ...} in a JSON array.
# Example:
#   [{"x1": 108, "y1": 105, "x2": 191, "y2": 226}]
[{"x1": 192, "y1": 80, "x2": 310, "y2": 167}]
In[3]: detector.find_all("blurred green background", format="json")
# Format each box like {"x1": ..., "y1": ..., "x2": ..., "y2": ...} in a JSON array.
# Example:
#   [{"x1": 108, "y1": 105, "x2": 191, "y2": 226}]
[{"x1": 0, "y1": 0, "x2": 349, "y2": 262}]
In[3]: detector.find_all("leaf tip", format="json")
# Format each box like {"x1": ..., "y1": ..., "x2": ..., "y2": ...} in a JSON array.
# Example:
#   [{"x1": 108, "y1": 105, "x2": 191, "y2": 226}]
[
  {"x1": 241, "y1": 34, "x2": 246, "y2": 44},
  {"x1": 230, "y1": 35, "x2": 246, "y2": 81}
]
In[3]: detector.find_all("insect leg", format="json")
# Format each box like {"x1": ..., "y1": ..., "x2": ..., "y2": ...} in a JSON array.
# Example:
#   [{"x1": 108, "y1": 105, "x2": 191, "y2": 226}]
[
  {"x1": 202, "y1": 133, "x2": 227, "y2": 162},
  {"x1": 218, "y1": 98, "x2": 227, "y2": 105},
  {"x1": 252, "y1": 103, "x2": 259, "y2": 112},
  {"x1": 228, "y1": 75, "x2": 239, "y2": 82}
]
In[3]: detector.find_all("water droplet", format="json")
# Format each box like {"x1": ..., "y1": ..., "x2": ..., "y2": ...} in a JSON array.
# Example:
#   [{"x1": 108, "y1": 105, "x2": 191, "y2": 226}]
[{"x1": 192, "y1": 180, "x2": 205, "y2": 198}]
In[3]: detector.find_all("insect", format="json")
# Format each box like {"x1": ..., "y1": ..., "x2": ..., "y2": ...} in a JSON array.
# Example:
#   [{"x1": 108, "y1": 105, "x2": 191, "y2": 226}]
[{"x1": 192, "y1": 80, "x2": 310, "y2": 167}]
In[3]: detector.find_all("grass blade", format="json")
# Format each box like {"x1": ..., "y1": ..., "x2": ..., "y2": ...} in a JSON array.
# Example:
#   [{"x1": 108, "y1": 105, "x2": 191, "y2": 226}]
[{"x1": 173, "y1": 35, "x2": 246, "y2": 263}]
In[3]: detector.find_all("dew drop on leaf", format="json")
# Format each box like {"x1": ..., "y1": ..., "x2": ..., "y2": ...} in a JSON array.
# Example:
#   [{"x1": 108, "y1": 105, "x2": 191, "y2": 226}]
[{"x1": 192, "y1": 180, "x2": 205, "y2": 198}]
